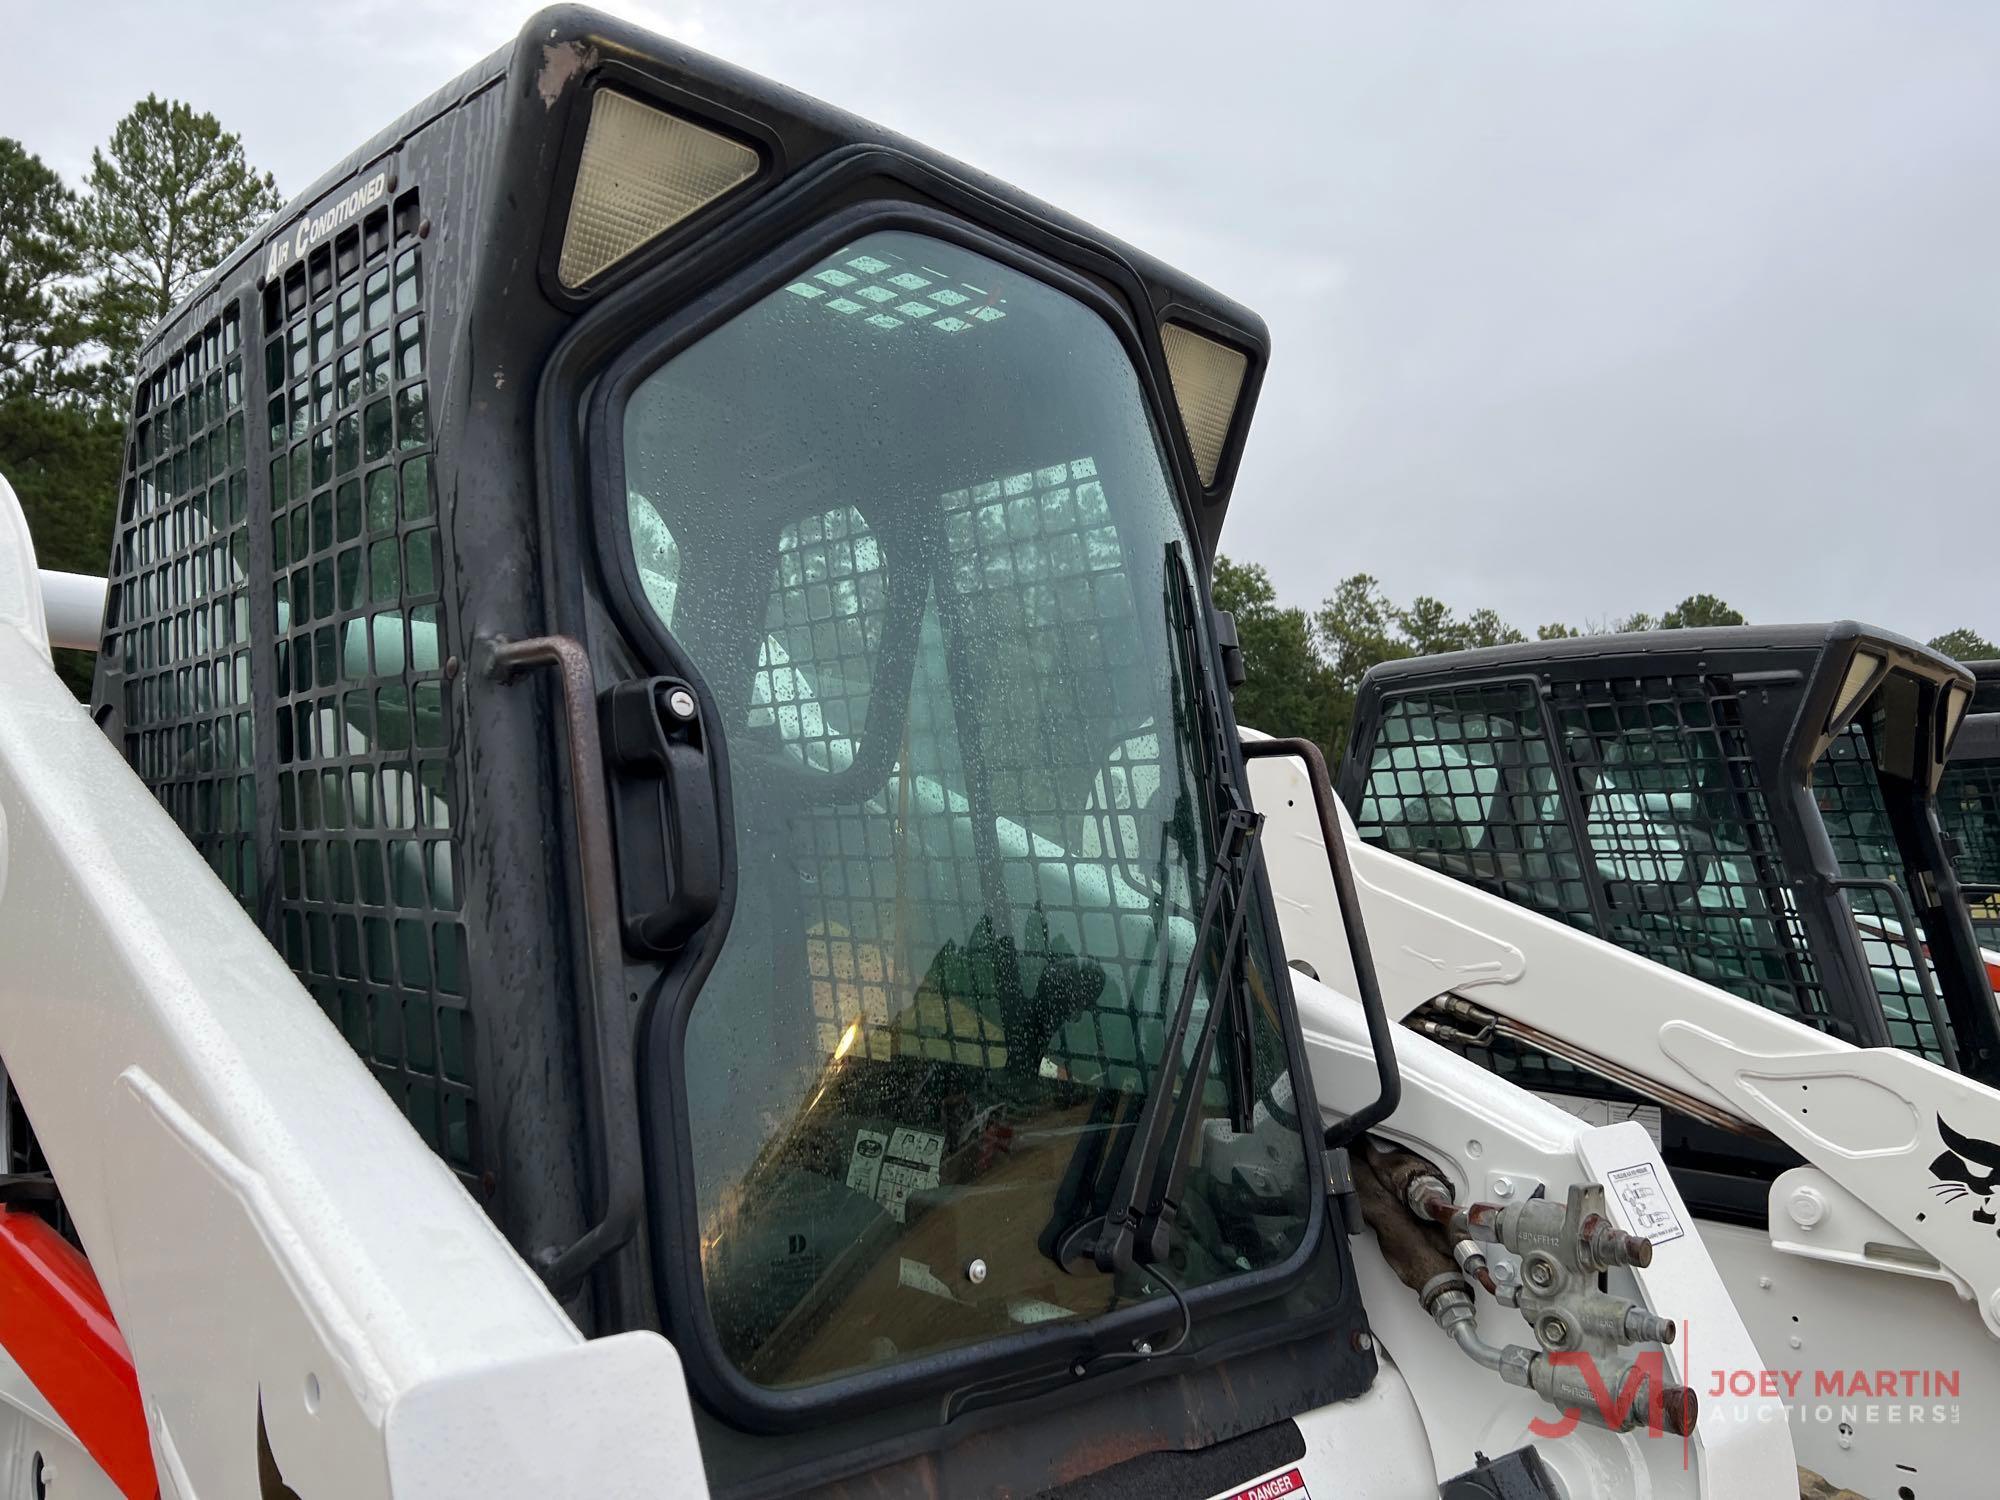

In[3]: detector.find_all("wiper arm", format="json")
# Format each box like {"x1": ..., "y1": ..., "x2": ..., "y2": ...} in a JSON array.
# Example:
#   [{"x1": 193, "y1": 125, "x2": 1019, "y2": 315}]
[
  {"x1": 1050, "y1": 544, "x2": 1267, "y2": 1277},
  {"x1": 1164, "y1": 542, "x2": 1262, "y2": 1130},
  {"x1": 1056, "y1": 804, "x2": 1263, "y2": 1275}
]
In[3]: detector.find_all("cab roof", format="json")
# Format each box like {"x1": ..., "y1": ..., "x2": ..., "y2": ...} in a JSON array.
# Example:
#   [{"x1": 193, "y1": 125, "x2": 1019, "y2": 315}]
[
  {"x1": 148, "y1": 5, "x2": 1264, "y2": 378},
  {"x1": 1359, "y1": 620, "x2": 1970, "y2": 694}
]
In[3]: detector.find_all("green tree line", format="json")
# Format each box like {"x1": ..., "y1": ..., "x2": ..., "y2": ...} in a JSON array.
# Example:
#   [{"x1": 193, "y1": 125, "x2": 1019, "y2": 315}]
[
  {"x1": 1214, "y1": 558, "x2": 1998, "y2": 762},
  {"x1": 3, "y1": 101, "x2": 281, "y2": 693},
  {"x1": 4, "y1": 97, "x2": 1996, "y2": 731}
]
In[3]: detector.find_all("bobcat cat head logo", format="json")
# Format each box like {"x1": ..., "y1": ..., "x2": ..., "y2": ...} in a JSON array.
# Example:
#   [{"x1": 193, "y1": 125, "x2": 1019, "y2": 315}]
[{"x1": 1929, "y1": 1116, "x2": 2000, "y2": 1231}]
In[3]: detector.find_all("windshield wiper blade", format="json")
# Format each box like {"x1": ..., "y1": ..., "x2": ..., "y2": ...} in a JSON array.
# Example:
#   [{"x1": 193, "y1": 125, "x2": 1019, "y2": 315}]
[
  {"x1": 1050, "y1": 543, "x2": 1269, "y2": 1278},
  {"x1": 1126, "y1": 806, "x2": 1264, "y2": 1269},
  {"x1": 1056, "y1": 803, "x2": 1263, "y2": 1275},
  {"x1": 1163, "y1": 542, "x2": 1262, "y2": 1131}
]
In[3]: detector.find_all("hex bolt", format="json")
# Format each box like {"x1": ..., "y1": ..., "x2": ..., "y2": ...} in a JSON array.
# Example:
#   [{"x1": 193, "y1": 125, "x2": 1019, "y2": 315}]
[
  {"x1": 1525, "y1": 1257, "x2": 1556, "y2": 1289},
  {"x1": 1490, "y1": 1176, "x2": 1515, "y2": 1200},
  {"x1": 665, "y1": 686, "x2": 698, "y2": 721},
  {"x1": 1788, "y1": 1186, "x2": 1827, "y2": 1230},
  {"x1": 966, "y1": 1258, "x2": 988, "y2": 1285},
  {"x1": 1538, "y1": 1315, "x2": 1571, "y2": 1347}
]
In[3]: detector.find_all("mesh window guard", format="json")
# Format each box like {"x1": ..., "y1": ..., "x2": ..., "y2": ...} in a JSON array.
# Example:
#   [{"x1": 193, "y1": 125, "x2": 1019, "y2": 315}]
[
  {"x1": 1552, "y1": 676, "x2": 1831, "y2": 1032},
  {"x1": 767, "y1": 461, "x2": 1178, "y2": 1094},
  {"x1": 1352, "y1": 682, "x2": 1590, "y2": 927},
  {"x1": 1356, "y1": 673, "x2": 1845, "y2": 1041},
  {"x1": 260, "y1": 191, "x2": 477, "y2": 1179},
  {"x1": 103, "y1": 303, "x2": 256, "y2": 904}
]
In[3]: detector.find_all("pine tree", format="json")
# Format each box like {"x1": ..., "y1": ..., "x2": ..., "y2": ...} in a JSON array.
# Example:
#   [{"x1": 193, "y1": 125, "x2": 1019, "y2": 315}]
[
  {"x1": 0, "y1": 138, "x2": 84, "y2": 398},
  {"x1": 75, "y1": 96, "x2": 283, "y2": 385},
  {"x1": 1928, "y1": 628, "x2": 1999, "y2": 662},
  {"x1": 1659, "y1": 593, "x2": 1747, "y2": 629}
]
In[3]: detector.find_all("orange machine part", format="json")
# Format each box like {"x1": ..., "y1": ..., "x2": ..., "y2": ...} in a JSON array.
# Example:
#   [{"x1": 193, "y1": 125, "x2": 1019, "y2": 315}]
[{"x1": 0, "y1": 1208, "x2": 155, "y2": 1498}]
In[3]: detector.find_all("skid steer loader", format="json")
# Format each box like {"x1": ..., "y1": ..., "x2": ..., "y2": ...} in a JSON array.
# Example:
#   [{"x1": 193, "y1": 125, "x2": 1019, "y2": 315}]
[
  {"x1": 1245, "y1": 624, "x2": 2000, "y2": 1497},
  {"x1": 0, "y1": 10, "x2": 1794, "y2": 1496}
]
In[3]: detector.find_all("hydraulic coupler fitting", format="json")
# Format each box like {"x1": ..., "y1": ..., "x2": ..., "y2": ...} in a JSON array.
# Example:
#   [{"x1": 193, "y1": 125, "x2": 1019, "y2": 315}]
[
  {"x1": 1401, "y1": 1175, "x2": 1653, "y2": 1271},
  {"x1": 1426, "y1": 1276, "x2": 1695, "y2": 1436},
  {"x1": 1531, "y1": 1351, "x2": 1699, "y2": 1437},
  {"x1": 1574, "y1": 1289, "x2": 1677, "y2": 1347},
  {"x1": 1492, "y1": 1183, "x2": 1653, "y2": 1272}
]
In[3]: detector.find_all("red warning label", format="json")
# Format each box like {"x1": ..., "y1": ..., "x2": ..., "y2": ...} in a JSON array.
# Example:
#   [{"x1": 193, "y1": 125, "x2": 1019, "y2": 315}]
[{"x1": 1214, "y1": 1468, "x2": 1309, "y2": 1500}]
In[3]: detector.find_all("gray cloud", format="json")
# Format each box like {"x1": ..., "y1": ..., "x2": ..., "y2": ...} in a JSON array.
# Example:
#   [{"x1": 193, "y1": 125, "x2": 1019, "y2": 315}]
[{"x1": 8, "y1": 1, "x2": 1997, "y2": 638}]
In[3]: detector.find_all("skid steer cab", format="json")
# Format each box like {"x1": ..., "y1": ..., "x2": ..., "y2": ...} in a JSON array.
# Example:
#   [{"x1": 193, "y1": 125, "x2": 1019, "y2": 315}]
[
  {"x1": 1939, "y1": 658, "x2": 2000, "y2": 954},
  {"x1": 0, "y1": 8, "x2": 1793, "y2": 1499},
  {"x1": 1340, "y1": 625, "x2": 1999, "y2": 1099}
]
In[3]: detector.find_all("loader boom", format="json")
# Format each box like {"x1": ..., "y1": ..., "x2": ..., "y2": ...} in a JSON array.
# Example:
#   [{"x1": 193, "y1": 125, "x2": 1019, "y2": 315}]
[{"x1": 2, "y1": 472, "x2": 705, "y2": 1496}]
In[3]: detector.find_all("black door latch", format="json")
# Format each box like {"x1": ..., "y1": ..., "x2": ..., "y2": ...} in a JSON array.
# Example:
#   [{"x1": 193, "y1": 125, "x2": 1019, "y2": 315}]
[{"x1": 601, "y1": 676, "x2": 720, "y2": 953}]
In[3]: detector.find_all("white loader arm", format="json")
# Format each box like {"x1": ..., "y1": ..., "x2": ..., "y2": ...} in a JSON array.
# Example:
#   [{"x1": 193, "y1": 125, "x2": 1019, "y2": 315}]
[
  {"x1": 1249, "y1": 742, "x2": 2000, "y2": 1339},
  {"x1": 0, "y1": 476, "x2": 703, "y2": 1497}
]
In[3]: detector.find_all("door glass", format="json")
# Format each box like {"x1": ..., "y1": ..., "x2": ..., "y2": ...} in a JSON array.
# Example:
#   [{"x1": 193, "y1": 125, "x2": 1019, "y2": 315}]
[
  {"x1": 1940, "y1": 753, "x2": 2000, "y2": 949},
  {"x1": 620, "y1": 230, "x2": 1308, "y2": 1390},
  {"x1": 1815, "y1": 722, "x2": 1952, "y2": 1060}
]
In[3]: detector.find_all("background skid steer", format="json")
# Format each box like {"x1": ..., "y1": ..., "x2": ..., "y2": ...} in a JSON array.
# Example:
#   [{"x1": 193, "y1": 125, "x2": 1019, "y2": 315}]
[
  {"x1": 1244, "y1": 623, "x2": 2000, "y2": 1496},
  {"x1": 1937, "y1": 658, "x2": 2000, "y2": 959},
  {"x1": 0, "y1": 10, "x2": 1791, "y2": 1496}
]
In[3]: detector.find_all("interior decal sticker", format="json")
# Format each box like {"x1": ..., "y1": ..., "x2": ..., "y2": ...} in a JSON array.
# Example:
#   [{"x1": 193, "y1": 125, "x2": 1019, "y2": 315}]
[{"x1": 845, "y1": 1129, "x2": 888, "y2": 1201}]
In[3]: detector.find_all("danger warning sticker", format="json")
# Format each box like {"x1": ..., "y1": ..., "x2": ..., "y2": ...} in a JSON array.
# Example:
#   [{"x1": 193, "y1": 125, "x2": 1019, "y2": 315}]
[
  {"x1": 1211, "y1": 1467, "x2": 1309, "y2": 1500},
  {"x1": 1607, "y1": 1160, "x2": 1686, "y2": 1246}
]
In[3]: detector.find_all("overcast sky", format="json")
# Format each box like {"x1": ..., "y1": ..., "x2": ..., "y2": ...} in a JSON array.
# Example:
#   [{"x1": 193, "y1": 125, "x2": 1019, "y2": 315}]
[{"x1": 8, "y1": 2, "x2": 1998, "y2": 639}]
